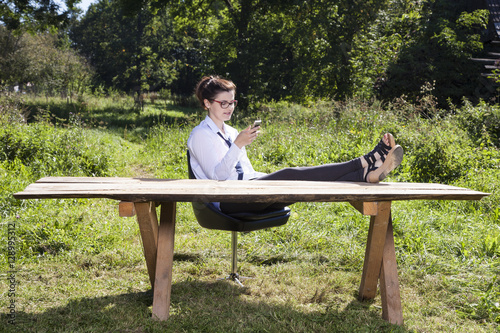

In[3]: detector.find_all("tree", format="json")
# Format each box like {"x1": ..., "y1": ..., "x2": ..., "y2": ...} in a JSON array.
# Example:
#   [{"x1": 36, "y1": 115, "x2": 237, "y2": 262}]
[
  {"x1": 0, "y1": 26, "x2": 93, "y2": 96},
  {"x1": 155, "y1": 0, "x2": 386, "y2": 106},
  {"x1": 70, "y1": 0, "x2": 488, "y2": 107},
  {"x1": 70, "y1": 0, "x2": 197, "y2": 94},
  {"x1": 349, "y1": 0, "x2": 489, "y2": 107},
  {"x1": 0, "y1": 0, "x2": 82, "y2": 31}
]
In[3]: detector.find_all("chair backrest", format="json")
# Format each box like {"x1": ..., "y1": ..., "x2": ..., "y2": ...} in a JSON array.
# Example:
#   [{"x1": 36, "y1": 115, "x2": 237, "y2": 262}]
[
  {"x1": 186, "y1": 150, "x2": 290, "y2": 232},
  {"x1": 187, "y1": 149, "x2": 196, "y2": 180}
]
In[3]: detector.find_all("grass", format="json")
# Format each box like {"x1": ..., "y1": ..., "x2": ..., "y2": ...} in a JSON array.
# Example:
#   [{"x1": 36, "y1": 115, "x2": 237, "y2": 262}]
[{"x1": 0, "y1": 93, "x2": 499, "y2": 332}]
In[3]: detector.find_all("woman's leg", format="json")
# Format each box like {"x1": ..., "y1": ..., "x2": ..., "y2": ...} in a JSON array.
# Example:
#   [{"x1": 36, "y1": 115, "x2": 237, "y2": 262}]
[
  {"x1": 256, "y1": 158, "x2": 364, "y2": 181},
  {"x1": 220, "y1": 158, "x2": 364, "y2": 214}
]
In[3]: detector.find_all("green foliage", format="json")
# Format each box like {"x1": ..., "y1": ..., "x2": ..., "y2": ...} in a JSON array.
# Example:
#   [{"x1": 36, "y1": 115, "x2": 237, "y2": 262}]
[
  {"x1": 0, "y1": 26, "x2": 93, "y2": 96},
  {"x1": 349, "y1": 0, "x2": 424, "y2": 99},
  {"x1": 0, "y1": 91, "x2": 30, "y2": 123},
  {"x1": 79, "y1": 0, "x2": 490, "y2": 109},
  {"x1": 0, "y1": 94, "x2": 134, "y2": 220},
  {"x1": 349, "y1": 0, "x2": 489, "y2": 106},
  {"x1": 0, "y1": 94, "x2": 135, "y2": 258},
  {"x1": 77, "y1": 0, "x2": 390, "y2": 105},
  {"x1": 457, "y1": 277, "x2": 500, "y2": 323},
  {"x1": 454, "y1": 99, "x2": 500, "y2": 147},
  {"x1": 2, "y1": 0, "x2": 495, "y2": 109},
  {"x1": 0, "y1": 0, "x2": 81, "y2": 31},
  {"x1": 70, "y1": 0, "x2": 197, "y2": 94},
  {"x1": 143, "y1": 123, "x2": 192, "y2": 178},
  {"x1": 13, "y1": 201, "x2": 126, "y2": 257},
  {"x1": 168, "y1": 0, "x2": 388, "y2": 106},
  {"x1": 21, "y1": 93, "x2": 199, "y2": 143},
  {"x1": 0, "y1": 121, "x2": 114, "y2": 178},
  {"x1": 382, "y1": 97, "x2": 500, "y2": 184}
]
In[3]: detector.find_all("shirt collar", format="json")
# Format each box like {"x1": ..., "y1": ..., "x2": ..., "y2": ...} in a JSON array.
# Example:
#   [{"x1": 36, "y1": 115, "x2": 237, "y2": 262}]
[{"x1": 204, "y1": 115, "x2": 228, "y2": 136}]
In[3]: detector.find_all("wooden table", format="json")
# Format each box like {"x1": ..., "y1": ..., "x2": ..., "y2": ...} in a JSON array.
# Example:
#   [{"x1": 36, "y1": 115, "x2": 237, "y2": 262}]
[{"x1": 14, "y1": 177, "x2": 489, "y2": 325}]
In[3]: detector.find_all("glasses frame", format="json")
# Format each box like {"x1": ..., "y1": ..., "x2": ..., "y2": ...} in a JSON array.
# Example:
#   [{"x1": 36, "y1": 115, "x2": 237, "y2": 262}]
[{"x1": 211, "y1": 99, "x2": 238, "y2": 109}]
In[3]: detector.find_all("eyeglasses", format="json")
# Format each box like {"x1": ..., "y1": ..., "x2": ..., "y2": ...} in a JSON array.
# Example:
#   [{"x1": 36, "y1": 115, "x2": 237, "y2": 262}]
[{"x1": 211, "y1": 99, "x2": 238, "y2": 109}]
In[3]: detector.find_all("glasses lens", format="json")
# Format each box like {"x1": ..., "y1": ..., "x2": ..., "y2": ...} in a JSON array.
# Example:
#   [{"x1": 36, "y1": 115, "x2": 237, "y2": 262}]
[{"x1": 214, "y1": 100, "x2": 237, "y2": 109}]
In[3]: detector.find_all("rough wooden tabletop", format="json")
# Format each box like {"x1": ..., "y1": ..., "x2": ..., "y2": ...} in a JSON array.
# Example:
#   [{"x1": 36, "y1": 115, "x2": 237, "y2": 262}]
[{"x1": 13, "y1": 177, "x2": 490, "y2": 203}]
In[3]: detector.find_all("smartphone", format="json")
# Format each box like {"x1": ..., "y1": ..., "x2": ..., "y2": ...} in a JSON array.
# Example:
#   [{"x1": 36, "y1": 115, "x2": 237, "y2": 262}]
[{"x1": 252, "y1": 120, "x2": 262, "y2": 128}]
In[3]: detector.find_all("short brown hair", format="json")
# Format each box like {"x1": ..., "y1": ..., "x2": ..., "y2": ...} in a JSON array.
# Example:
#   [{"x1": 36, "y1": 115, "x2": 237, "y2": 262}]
[{"x1": 195, "y1": 75, "x2": 236, "y2": 109}]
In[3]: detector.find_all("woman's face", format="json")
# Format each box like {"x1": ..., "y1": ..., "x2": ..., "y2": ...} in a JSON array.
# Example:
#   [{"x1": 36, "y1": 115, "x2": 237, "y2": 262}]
[{"x1": 205, "y1": 90, "x2": 236, "y2": 125}]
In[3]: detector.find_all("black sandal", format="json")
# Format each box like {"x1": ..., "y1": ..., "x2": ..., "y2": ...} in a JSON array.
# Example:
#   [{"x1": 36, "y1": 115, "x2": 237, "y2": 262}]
[
  {"x1": 366, "y1": 145, "x2": 404, "y2": 183},
  {"x1": 363, "y1": 138, "x2": 392, "y2": 181}
]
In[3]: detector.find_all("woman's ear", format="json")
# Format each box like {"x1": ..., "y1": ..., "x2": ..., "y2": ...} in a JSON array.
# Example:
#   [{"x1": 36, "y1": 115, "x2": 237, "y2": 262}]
[{"x1": 204, "y1": 99, "x2": 211, "y2": 110}]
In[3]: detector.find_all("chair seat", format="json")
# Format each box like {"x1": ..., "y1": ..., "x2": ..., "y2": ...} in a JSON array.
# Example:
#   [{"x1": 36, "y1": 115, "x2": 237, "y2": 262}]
[{"x1": 191, "y1": 201, "x2": 290, "y2": 232}]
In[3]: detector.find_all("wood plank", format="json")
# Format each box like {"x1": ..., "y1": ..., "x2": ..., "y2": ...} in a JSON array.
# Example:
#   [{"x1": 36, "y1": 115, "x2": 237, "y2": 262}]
[
  {"x1": 34, "y1": 176, "x2": 147, "y2": 184},
  {"x1": 350, "y1": 201, "x2": 378, "y2": 216},
  {"x1": 359, "y1": 201, "x2": 392, "y2": 300},
  {"x1": 13, "y1": 178, "x2": 490, "y2": 203},
  {"x1": 380, "y1": 216, "x2": 404, "y2": 325},
  {"x1": 24, "y1": 178, "x2": 477, "y2": 192},
  {"x1": 152, "y1": 202, "x2": 176, "y2": 321},
  {"x1": 31, "y1": 177, "x2": 479, "y2": 191},
  {"x1": 119, "y1": 201, "x2": 136, "y2": 217},
  {"x1": 135, "y1": 202, "x2": 159, "y2": 288}
]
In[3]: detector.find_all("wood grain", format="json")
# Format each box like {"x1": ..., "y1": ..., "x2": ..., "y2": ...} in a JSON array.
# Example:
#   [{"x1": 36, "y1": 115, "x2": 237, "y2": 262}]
[
  {"x1": 13, "y1": 177, "x2": 490, "y2": 203},
  {"x1": 380, "y1": 217, "x2": 404, "y2": 325},
  {"x1": 152, "y1": 202, "x2": 176, "y2": 321},
  {"x1": 358, "y1": 201, "x2": 392, "y2": 300},
  {"x1": 135, "y1": 202, "x2": 159, "y2": 287}
]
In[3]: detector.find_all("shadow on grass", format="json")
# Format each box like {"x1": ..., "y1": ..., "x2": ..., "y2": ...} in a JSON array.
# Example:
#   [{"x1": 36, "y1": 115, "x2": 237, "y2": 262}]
[
  {"x1": 24, "y1": 100, "x2": 200, "y2": 135},
  {"x1": 1, "y1": 280, "x2": 409, "y2": 333}
]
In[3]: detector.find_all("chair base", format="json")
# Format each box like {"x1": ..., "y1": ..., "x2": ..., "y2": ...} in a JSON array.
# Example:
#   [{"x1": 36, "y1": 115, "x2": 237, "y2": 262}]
[{"x1": 218, "y1": 272, "x2": 253, "y2": 287}]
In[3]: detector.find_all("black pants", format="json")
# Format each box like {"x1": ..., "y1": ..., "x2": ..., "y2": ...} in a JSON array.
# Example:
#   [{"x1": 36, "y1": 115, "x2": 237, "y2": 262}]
[{"x1": 220, "y1": 158, "x2": 364, "y2": 214}]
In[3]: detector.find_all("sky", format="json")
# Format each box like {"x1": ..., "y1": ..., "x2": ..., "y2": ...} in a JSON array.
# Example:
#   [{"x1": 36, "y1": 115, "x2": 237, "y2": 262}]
[
  {"x1": 55, "y1": 0, "x2": 97, "y2": 13},
  {"x1": 77, "y1": 0, "x2": 98, "y2": 12}
]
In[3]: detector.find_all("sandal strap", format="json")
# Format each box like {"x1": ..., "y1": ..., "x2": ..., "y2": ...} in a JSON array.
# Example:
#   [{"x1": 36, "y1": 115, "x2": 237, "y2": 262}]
[
  {"x1": 364, "y1": 139, "x2": 391, "y2": 164},
  {"x1": 363, "y1": 139, "x2": 392, "y2": 182},
  {"x1": 375, "y1": 139, "x2": 391, "y2": 161},
  {"x1": 364, "y1": 162, "x2": 378, "y2": 182}
]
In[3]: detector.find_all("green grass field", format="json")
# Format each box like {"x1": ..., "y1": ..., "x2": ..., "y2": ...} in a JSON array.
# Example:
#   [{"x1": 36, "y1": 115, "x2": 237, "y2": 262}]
[{"x1": 0, "y1": 94, "x2": 499, "y2": 332}]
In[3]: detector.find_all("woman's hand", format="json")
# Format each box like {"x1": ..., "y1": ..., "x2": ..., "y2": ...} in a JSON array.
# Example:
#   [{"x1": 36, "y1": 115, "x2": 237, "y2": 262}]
[{"x1": 234, "y1": 125, "x2": 260, "y2": 149}]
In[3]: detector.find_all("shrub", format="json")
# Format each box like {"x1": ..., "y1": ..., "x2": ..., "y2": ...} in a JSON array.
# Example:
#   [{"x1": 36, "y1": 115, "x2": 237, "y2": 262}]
[
  {"x1": 0, "y1": 122, "x2": 113, "y2": 178},
  {"x1": 0, "y1": 92, "x2": 30, "y2": 124},
  {"x1": 454, "y1": 99, "x2": 500, "y2": 147}
]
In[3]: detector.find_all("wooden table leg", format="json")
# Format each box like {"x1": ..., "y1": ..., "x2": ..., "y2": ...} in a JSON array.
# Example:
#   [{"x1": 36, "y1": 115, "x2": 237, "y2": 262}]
[
  {"x1": 357, "y1": 201, "x2": 404, "y2": 325},
  {"x1": 359, "y1": 201, "x2": 392, "y2": 300},
  {"x1": 380, "y1": 215, "x2": 403, "y2": 325},
  {"x1": 135, "y1": 202, "x2": 159, "y2": 288},
  {"x1": 152, "y1": 202, "x2": 176, "y2": 321}
]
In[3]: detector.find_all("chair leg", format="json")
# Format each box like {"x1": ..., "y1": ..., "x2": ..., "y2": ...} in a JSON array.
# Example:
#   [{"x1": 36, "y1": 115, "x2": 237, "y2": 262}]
[
  {"x1": 218, "y1": 231, "x2": 251, "y2": 287},
  {"x1": 230, "y1": 230, "x2": 239, "y2": 276}
]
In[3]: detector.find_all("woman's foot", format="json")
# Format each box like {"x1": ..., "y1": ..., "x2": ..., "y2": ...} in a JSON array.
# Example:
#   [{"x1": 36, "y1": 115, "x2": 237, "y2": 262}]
[
  {"x1": 362, "y1": 133, "x2": 395, "y2": 177},
  {"x1": 366, "y1": 145, "x2": 404, "y2": 183},
  {"x1": 370, "y1": 133, "x2": 395, "y2": 159}
]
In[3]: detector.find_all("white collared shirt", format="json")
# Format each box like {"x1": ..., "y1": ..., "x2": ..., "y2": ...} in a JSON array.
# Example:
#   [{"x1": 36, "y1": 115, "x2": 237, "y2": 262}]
[{"x1": 187, "y1": 116, "x2": 266, "y2": 181}]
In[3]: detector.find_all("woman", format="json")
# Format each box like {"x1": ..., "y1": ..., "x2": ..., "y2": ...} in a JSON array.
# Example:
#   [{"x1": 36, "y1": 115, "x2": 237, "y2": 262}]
[{"x1": 187, "y1": 75, "x2": 404, "y2": 214}]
